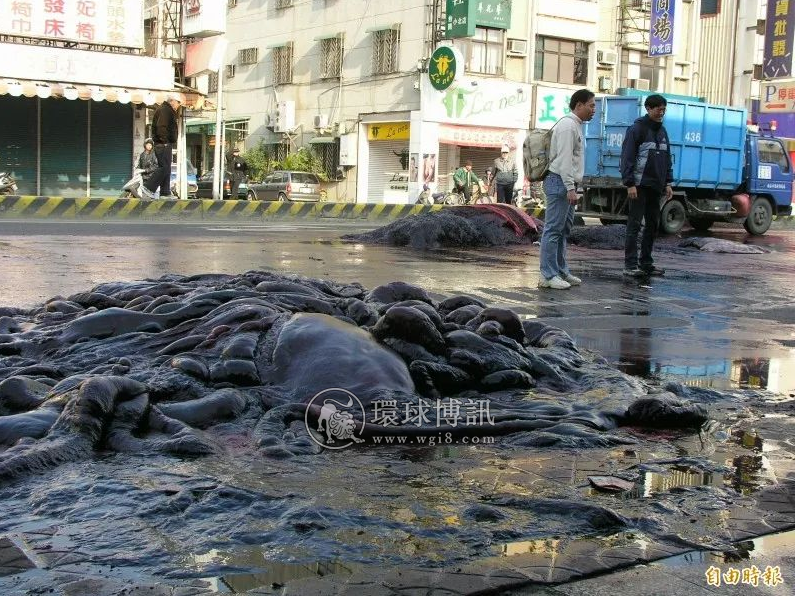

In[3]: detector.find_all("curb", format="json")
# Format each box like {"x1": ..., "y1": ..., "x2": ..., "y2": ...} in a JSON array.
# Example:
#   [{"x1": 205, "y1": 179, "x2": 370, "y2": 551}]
[{"x1": 0, "y1": 195, "x2": 546, "y2": 221}]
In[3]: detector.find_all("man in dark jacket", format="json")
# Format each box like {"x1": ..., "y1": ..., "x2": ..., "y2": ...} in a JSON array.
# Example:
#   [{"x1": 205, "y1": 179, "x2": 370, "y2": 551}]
[
  {"x1": 620, "y1": 94, "x2": 673, "y2": 277},
  {"x1": 227, "y1": 148, "x2": 248, "y2": 199},
  {"x1": 144, "y1": 95, "x2": 181, "y2": 198}
]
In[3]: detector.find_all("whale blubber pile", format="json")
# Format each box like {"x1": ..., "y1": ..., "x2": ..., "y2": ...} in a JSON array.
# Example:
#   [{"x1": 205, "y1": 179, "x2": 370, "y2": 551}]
[{"x1": 0, "y1": 271, "x2": 709, "y2": 482}]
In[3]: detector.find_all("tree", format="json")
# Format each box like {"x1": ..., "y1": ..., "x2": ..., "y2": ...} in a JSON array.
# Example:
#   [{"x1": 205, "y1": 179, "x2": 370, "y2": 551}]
[{"x1": 242, "y1": 142, "x2": 327, "y2": 182}]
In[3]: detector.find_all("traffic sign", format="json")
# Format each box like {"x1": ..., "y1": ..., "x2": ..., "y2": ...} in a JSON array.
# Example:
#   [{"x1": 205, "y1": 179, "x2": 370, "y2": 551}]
[{"x1": 761, "y1": 80, "x2": 795, "y2": 113}]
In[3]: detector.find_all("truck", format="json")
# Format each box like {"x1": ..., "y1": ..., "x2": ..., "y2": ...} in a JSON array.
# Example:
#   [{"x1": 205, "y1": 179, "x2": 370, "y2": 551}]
[{"x1": 577, "y1": 95, "x2": 793, "y2": 235}]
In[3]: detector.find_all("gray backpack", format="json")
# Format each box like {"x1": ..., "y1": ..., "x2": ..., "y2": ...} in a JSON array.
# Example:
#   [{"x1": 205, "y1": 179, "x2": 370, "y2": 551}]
[{"x1": 522, "y1": 123, "x2": 557, "y2": 181}]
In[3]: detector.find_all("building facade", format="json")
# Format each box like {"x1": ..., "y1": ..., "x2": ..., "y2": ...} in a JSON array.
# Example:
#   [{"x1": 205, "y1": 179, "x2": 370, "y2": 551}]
[
  {"x1": 197, "y1": 0, "x2": 748, "y2": 203},
  {"x1": 0, "y1": 0, "x2": 195, "y2": 198}
]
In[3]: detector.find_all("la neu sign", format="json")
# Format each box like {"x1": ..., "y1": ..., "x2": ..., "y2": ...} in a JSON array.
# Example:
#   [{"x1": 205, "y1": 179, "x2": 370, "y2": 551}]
[{"x1": 421, "y1": 76, "x2": 532, "y2": 129}]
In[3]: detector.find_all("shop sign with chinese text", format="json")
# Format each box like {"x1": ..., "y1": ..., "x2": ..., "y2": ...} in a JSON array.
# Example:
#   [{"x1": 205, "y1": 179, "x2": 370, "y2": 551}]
[
  {"x1": 763, "y1": 0, "x2": 795, "y2": 79},
  {"x1": 649, "y1": 0, "x2": 676, "y2": 57},
  {"x1": 0, "y1": 0, "x2": 144, "y2": 49},
  {"x1": 445, "y1": 0, "x2": 512, "y2": 39},
  {"x1": 533, "y1": 86, "x2": 572, "y2": 130}
]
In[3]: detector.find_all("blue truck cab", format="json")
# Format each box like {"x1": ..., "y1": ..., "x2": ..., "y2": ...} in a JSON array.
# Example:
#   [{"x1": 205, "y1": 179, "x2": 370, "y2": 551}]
[{"x1": 581, "y1": 95, "x2": 793, "y2": 235}]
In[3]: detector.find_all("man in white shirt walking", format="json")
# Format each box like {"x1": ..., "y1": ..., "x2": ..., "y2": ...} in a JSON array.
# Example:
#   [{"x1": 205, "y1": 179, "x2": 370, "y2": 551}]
[{"x1": 538, "y1": 89, "x2": 596, "y2": 290}]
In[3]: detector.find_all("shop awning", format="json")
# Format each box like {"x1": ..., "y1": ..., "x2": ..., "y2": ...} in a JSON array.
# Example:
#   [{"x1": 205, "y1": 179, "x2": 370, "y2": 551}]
[
  {"x1": 308, "y1": 136, "x2": 336, "y2": 144},
  {"x1": 0, "y1": 79, "x2": 207, "y2": 110}
]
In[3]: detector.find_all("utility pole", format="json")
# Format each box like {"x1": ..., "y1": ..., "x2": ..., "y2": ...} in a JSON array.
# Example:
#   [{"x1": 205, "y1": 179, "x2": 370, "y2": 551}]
[{"x1": 212, "y1": 67, "x2": 224, "y2": 201}]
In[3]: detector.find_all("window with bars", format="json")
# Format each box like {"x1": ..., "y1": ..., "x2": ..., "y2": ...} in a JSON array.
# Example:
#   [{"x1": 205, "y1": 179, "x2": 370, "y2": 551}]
[
  {"x1": 316, "y1": 142, "x2": 340, "y2": 179},
  {"x1": 208, "y1": 72, "x2": 218, "y2": 93},
  {"x1": 321, "y1": 36, "x2": 343, "y2": 79},
  {"x1": 273, "y1": 43, "x2": 294, "y2": 84},
  {"x1": 620, "y1": 48, "x2": 666, "y2": 90},
  {"x1": 372, "y1": 28, "x2": 400, "y2": 75},
  {"x1": 276, "y1": 0, "x2": 293, "y2": 8},
  {"x1": 700, "y1": 0, "x2": 719, "y2": 16},
  {"x1": 534, "y1": 36, "x2": 588, "y2": 85},
  {"x1": 462, "y1": 27, "x2": 505, "y2": 75},
  {"x1": 225, "y1": 64, "x2": 236, "y2": 79},
  {"x1": 238, "y1": 47, "x2": 259, "y2": 65},
  {"x1": 228, "y1": 0, "x2": 237, "y2": 7}
]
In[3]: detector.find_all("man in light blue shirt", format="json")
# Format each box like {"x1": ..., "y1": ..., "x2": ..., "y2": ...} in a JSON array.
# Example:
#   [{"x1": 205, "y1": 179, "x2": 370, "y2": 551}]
[{"x1": 538, "y1": 89, "x2": 596, "y2": 290}]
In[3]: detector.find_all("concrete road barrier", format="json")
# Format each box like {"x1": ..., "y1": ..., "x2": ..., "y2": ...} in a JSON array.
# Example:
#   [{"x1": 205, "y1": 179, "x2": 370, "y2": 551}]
[{"x1": 0, "y1": 195, "x2": 547, "y2": 221}]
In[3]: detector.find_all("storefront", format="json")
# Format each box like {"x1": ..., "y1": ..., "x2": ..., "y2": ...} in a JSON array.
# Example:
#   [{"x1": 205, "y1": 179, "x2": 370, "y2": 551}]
[
  {"x1": 0, "y1": 42, "x2": 195, "y2": 197},
  {"x1": 411, "y1": 76, "x2": 533, "y2": 200},
  {"x1": 359, "y1": 119, "x2": 411, "y2": 203}
]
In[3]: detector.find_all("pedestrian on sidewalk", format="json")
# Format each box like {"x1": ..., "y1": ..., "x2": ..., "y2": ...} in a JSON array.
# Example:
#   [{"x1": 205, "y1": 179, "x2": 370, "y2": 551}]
[
  {"x1": 144, "y1": 94, "x2": 181, "y2": 199},
  {"x1": 620, "y1": 94, "x2": 673, "y2": 278},
  {"x1": 538, "y1": 88, "x2": 596, "y2": 290},
  {"x1": 493, "y1": 145, "x2": 518, "y2": 204},
  {"x1": 136, "y1": 138, "x2": 159, "y2": 200},
  {"x1": 227, "y1": 147, "x2": 248, "y2": 199}
]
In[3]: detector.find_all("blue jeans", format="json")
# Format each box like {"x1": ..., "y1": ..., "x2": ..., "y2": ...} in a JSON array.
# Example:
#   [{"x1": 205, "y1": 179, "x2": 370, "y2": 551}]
[{"x1": 540, "y1": 173, "x2": 575, "y2": 280}]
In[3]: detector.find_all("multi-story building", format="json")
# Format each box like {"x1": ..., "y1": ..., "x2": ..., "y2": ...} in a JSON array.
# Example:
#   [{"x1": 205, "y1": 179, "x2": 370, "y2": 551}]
[
  {"x1": 0, "y1": 0, "x2": 194, "y2": 198},
  {"x1": 697, "y1": 0, "x2": 765, "y2": 108},
  {"x1": 194, "y1": 1, "x2": 733, "y2": 203}
]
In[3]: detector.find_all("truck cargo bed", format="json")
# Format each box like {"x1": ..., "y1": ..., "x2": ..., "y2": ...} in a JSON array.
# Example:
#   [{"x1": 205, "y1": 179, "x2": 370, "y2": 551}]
[{"x1": 583, "y1": 96, "x2": 746, "y2": 190}]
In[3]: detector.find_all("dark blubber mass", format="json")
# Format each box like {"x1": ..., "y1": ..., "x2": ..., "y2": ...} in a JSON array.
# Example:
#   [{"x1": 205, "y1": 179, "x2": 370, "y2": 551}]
[
  {"x1": 342, "y1": 208, "x2": 542, "y2": 248},
  {"x1": 0, "y1": 272, "x2": 709, "y2": 481}
]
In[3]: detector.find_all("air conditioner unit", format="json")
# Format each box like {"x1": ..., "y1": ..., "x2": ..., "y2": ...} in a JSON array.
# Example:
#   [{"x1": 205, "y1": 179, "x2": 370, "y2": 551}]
[
  {"x1": 507, "y1": 38, "x2": 528, "y2": 56},
  {"x1": 598, "y1": 76, "x2": 613, "y2": 92},
  {"x1": 627, "y1": 77, "x2": 650, "y2": 90},
  {"x1": 272, "y1": 100, "x2": 295, "y2": 133},
  {"x1": 597, "y1": 50, "x2": 617, "y2": 66},
  {"x1": 314, "y1": 114, "x2": 329, "y2": 129}
]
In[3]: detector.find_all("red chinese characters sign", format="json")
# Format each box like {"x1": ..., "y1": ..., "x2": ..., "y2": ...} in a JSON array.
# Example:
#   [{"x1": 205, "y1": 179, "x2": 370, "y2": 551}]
[{"x1": 1, "y1": 0, "x2": 143, "y2": 48}]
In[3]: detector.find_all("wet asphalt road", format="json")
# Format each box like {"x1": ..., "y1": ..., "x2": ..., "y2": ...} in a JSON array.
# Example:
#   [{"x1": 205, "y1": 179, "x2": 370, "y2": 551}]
[
  {"x1": 1, "y1": 219, "x2": 794, "y2": 395},
  {"x1": 1, "y1": 218, "x2": 795, "y2": 595}
]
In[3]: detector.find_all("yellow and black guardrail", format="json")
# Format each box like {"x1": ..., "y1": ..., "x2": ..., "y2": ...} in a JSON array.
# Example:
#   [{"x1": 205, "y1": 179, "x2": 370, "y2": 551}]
[{"x1": 0, "y1": 195, "x2": 547, "y2": 221}]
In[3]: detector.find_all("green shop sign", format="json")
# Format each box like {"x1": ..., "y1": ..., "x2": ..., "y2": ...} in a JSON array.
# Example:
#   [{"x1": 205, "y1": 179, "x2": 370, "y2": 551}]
[
  {"x1": 428, "y1": 46, "x2": 459, "y2": 90},
  {"x1": 444, "y1": 0, "x2": 512, "y2": 39}
]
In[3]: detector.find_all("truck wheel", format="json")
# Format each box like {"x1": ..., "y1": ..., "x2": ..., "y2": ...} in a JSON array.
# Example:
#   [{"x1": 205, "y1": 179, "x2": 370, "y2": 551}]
[
  {"x1": 660, "y1": 200, "x2": 686, "y2": 234},
  {"x1": 743, "y1": 197, "x2": 773, "y2": 235},
  {"x1": 689, "y1": 218, "x2": 713, "y2": 232}
]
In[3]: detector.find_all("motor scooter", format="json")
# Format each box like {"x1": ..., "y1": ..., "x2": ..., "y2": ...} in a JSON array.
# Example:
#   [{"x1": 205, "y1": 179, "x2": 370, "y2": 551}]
[
  {"x1": 120, "y1": 169, "x2": 153, "y2": 199},
  {"x1": 0, "y1": 172, "x2": 18, "y2": 194}
]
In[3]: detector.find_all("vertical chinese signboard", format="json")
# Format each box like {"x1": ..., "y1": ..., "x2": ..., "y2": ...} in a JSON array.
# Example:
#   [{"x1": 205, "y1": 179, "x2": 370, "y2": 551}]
[
  {"x1": 0, "y1": 0, "x2": 143, "y2": 48},
  {"x1": 649, "y1": 0, "x2": 676, "y2": 57},
  {"x1": 445, "y1": 0, "x2": 512, "y2": 39},
  {"x1": 763, "y1": 0, "x2": 795, "y2": 79}
]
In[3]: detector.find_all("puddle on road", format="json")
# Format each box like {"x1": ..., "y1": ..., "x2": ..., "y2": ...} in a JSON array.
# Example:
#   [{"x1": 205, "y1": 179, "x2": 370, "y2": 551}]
[
  {"x1": 202, "y1": 558, "x2": 361, "y2": 593},
  {"x1": 657, "y1": 527, "x2": 795, "y2": 567}
]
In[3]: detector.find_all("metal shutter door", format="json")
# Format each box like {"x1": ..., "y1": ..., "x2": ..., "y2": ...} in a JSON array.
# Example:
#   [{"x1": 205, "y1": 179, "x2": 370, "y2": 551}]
[
  {"x1": 90, "y1": 102, "x2": 133, "y2": 196},
  {"x1": 41, "y1": 99, "x2": 88, "y2": 198},
  {"x1": 0, "y1": 96, "x2": 37, "y2": 195},
  {"x1": 437, "y1": 143, "x2": 457, "y2": 191},
  {"x1": 461, "y1": 147, "x2": 496, "y2": 181},
  {"x1": 367, "y1": 140, "x2": 408, "y2": 202}
]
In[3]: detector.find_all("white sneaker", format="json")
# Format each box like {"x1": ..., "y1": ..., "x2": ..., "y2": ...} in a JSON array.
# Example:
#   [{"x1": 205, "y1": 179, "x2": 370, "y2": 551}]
[
  {"x1": 562, "y1": 273, "x2": 582, "y2": 286},
  {"x1": 538, "y1": 275, "x2": 571, "y2": 290}
]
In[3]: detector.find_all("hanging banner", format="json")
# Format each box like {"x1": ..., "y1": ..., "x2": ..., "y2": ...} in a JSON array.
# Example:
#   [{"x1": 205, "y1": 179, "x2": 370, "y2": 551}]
[
  {"x1": 649, "y1": 0, "x2": 676, "y2": 57},
  {"x1": 763, "y1": 0, "x2": 795, "y2": 79}
]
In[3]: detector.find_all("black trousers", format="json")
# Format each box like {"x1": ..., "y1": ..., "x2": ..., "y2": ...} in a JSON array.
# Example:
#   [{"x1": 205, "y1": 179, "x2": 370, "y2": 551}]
[
  {"x1": 230, "y1": 176, "x2": 245, "y2": 199},
  {"x1": 455, "y1": 183, "x2": 471, "y2": 203},
  {"x1": 624, "y1": 185, "x2": 662, "y2": 269},
  {"x1": 496, "y1": 183, "x2": 513, "y2": 204},
  {"x1": 145, "y1": 143, "x2": 172, "y2": 196}
]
